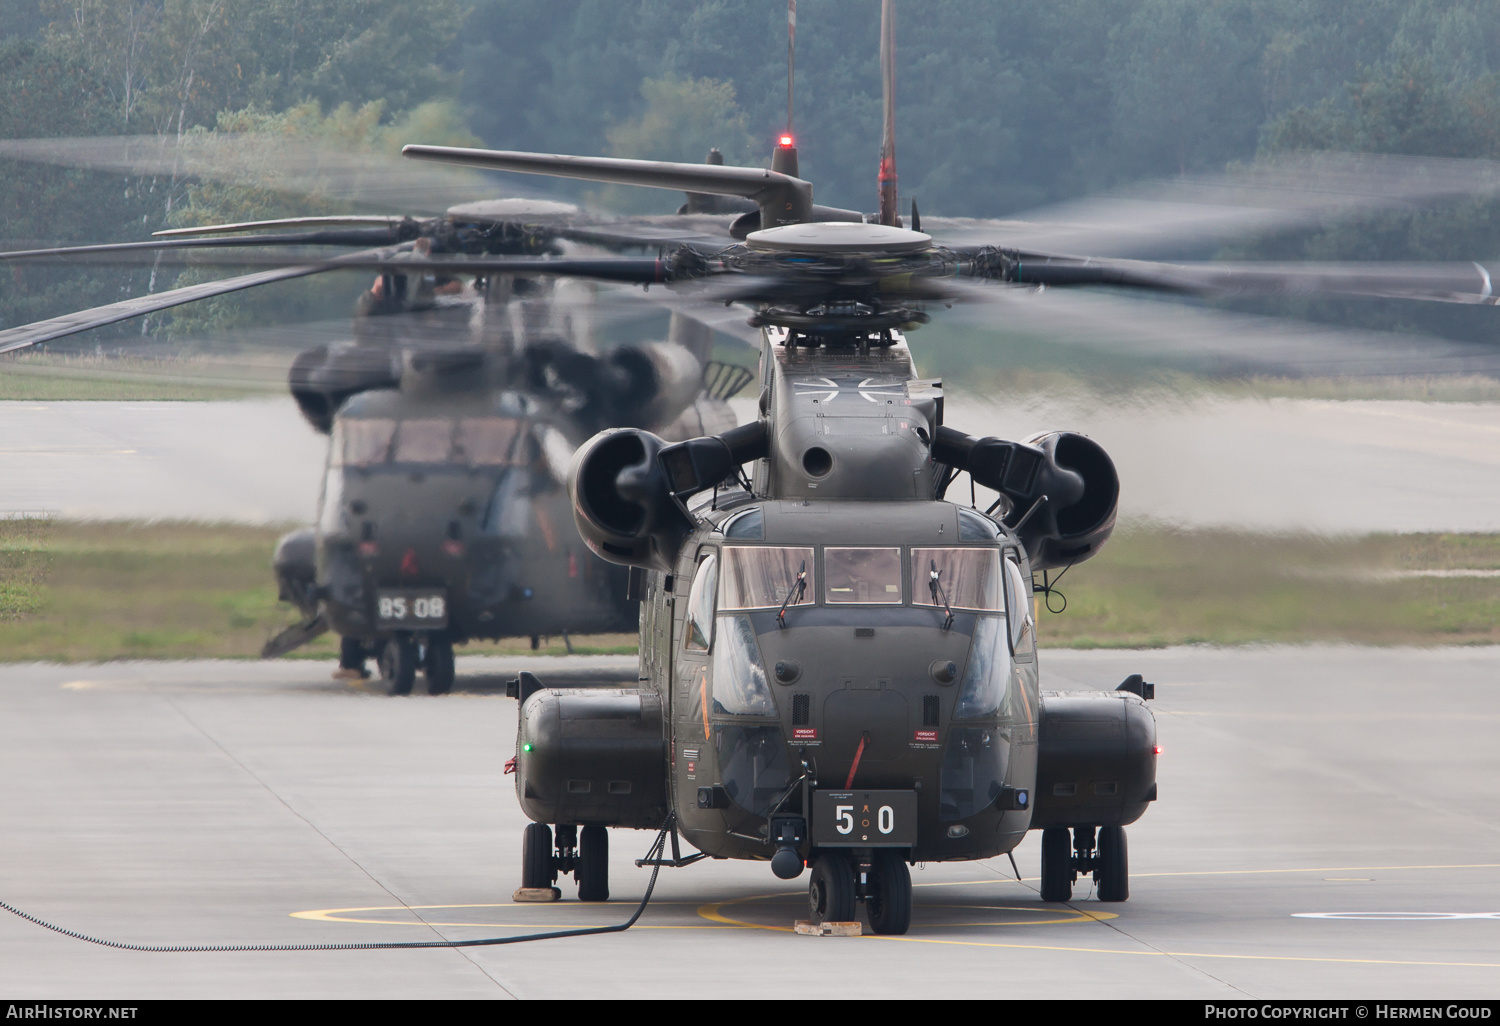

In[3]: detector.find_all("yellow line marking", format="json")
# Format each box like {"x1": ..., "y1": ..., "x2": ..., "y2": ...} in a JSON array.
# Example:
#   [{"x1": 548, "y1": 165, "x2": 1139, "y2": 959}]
[
  {"x1": 696, "y1": 892, "x2": 1117, "y2": 931},
  {"x1": 292, "y1": 901, "x2": 747, "y2": 930}
]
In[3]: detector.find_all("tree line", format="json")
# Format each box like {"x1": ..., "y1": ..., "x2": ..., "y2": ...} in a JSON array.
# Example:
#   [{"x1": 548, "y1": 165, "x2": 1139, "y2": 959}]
[{"x1": 6, "y1": 0, "x2": 1500, "y2": 345}]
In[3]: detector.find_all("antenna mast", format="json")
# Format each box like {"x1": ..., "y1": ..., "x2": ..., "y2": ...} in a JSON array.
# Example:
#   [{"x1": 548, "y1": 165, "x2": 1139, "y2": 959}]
[
  {"x1": 787, "y1": 1, "x2": 796, "y2": 136},
  {"x1": 878, "y1": 0, "x2": 899, "y2": 227}
]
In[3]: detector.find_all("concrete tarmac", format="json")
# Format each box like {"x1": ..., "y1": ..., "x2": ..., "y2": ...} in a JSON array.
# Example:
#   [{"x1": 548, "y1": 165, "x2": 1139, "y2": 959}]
[{"x1": 1, "y1": 648, "x2": 1497, "y2": 999}]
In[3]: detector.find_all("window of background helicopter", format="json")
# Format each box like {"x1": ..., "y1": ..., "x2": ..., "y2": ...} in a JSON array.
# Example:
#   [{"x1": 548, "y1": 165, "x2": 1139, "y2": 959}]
[
  {"x1": 455, "y1": 417, "x2": 522, "y2": 466},
  {"x1": 824, "y1": 547, "x2": 902, "y2": 604},
  {"x1": 719, "y1": 546, "x2": 816, "y2": 610},
  {"x1": 341, "y1": 418, "x2": 397, "y2": 467},
  {"x1": 685, "y1": 552, "x2": 718, "y2": 652},
  {"x1": 393, "y1": 419, "x2": 455, "y2": 463},
  {"x1": 911, "y1": 548, "x2": 1002, "y2": 611}
]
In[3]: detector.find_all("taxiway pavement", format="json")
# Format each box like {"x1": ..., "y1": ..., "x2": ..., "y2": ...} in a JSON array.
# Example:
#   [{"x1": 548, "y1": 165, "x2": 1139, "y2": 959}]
[{"x1": 1, "y1": 647, "x2": 1497, "y2": 999}]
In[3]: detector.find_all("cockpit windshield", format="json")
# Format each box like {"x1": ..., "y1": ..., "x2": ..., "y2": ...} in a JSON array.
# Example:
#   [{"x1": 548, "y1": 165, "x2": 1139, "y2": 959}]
[
  {"x1": 720, "y1": 546, "x2": 815, "y2": 610},
  {"x1": 911, "y1": 548, "x2": 1002, "y2": 611},
  {"x1": 824, "y1": 547, "x2": 902, "y2": 604},
  {"x1": 336, "y1": 416, "x2": 525, "y2": 468}
]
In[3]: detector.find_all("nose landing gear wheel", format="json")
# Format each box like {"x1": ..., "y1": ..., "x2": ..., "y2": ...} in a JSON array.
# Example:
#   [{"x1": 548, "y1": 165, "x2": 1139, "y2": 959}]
[
  {"x1": 1040, "y1": 827, "x2": 1073, "y2": 902},
  {"x1": 576, "y1": 824, "x2": 609, "y2": 902},
  {"x1": 521, "y1": 822, "x2": 555, "y2": 890},
  {"x1": 378, "y1": 637, "x2": 418, "y2": 696},
  {"x1": 424, "y1": 636, "x2": 455, "y2": 695},
  {"x1": 865, "y1": 850, "x2": 911, "y2": 935},
  {"x1": 1096, "y1": 824, "x2": 1129, "y2": 902},
  {"x1": 808, "y1": 852, "x2": 856, "y2": 924}
]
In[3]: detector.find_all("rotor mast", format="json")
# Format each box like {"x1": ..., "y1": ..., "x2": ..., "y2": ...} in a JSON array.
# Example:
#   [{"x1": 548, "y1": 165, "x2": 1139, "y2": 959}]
[{"x1": 877, "y1": 0, "x2": 899, "y2": 227}]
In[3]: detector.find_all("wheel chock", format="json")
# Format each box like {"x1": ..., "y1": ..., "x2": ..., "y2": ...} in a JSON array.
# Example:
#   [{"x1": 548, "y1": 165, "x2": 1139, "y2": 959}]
[
  {"x1": 512, "y1": 887, "x2": 562, "y2": 903},
  {"x1": 794, "y1": 920, "x2": 861, "y2": 936}
]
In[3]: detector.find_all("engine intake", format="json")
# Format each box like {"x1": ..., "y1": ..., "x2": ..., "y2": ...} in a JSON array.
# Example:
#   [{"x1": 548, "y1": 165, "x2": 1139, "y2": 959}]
[
  {"x1": 289, "y1": 343, "x2": 401, "y2": 434},
  {"x1": 933, "y1": 427, "x2": 1118, "y2": 570}
]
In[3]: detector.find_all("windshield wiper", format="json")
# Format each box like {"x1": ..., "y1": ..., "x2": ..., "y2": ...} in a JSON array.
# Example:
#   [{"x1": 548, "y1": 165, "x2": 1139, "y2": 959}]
[
  {"x1": 777, "y1": 561, "x2": 808, "y2": 629},
  {"x1": 929, "y1": 559, "x2": 955, "y2": 631}
]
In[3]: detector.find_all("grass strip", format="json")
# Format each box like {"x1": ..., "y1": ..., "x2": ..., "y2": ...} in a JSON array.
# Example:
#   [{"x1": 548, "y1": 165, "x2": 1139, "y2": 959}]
[{"x1": 1, "y1": 519, "x2": 1499, "y2": 662}]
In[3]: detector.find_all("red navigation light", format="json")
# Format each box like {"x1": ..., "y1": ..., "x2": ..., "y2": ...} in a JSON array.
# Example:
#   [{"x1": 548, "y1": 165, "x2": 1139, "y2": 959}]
[
  {"x1": 1153, "y1": 746, "x2": 1164, "y2": 755},
  {"x1": 779, "y1": 135, "x2": 794, "y2": 147}
]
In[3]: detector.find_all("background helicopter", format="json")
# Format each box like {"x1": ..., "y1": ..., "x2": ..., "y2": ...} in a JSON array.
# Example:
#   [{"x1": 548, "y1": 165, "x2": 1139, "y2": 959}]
[
  {"x1": 0, "y1": 151, "x2": 760, "y2": 696},
  {"x1": 372, "y1": 0, "x2": 1500, "y2": 932}
]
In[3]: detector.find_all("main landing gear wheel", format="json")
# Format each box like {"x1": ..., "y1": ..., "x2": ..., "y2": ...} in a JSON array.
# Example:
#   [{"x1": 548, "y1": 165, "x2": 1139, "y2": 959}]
[
  {"x1": 378, "y1": 637, "x2": 418, "y2": 696},
  {"x1": 424, "y1": 636, "x2": 455, "y2": 696},
  {"x1": 1040, "y1": 827, "x2": 1074, "y2": 902},
  {"x1": 521, "y1": 823, "x2": 555, "y2": 890},
  {"x1": 807, "y1": 852, "x2": 856, "y2": 924},
  {"x1": 1096, "y1": 825, "x2": 1129, "y2": 902},
  {"x1": 865, "y1": 850, "x2": 912, "y2": 935},
  {"x1": 576, "y1": 824, "x2": 609, "y2": 902},
  {"x1": 335, "y1": 636, "x2": 368, "y2": 679}
]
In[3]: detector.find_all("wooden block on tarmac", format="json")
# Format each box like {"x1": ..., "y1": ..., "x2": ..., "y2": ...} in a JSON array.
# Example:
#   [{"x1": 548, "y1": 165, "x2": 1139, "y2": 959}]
[
  {"x1": 512, "y1": 887, "x2": 562, "y2": 903},
  {"x1": 794, "y1": 920, "x2": 862, "y2": 936}
]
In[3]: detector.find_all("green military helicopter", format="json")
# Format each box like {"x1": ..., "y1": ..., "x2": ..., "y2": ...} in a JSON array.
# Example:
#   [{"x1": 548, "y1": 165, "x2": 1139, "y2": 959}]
[{"x1": 388, "y1": 0, "x2": 1500, "y2": 932}]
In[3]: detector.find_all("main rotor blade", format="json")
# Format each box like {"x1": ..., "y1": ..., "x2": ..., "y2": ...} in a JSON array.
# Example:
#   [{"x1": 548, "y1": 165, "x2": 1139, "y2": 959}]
[
  {"x1": 153, "y1": 216, "x2": 406, "y2": 237},
  {"x1": 0, "y1": 246, "x2": 407, "y2": 354},
  {"x1": 997, "y1": 254, "x2": 1500, "y2": 305},
  {"x1": 403, "y1": 144, "x2": 813, "y2": 226},
  {"x1": 942, "y1": 282, "x2": 1500, "y2": 378},
  {"x1": 0, "y1": 228, "x2": 406, "y2": 262},
  {"x1": 925, "y1": 152, "x2": 1500, "y2": 258},
  {"x1": 0, "y1": 135, "x2": 508, "y2": 216}
]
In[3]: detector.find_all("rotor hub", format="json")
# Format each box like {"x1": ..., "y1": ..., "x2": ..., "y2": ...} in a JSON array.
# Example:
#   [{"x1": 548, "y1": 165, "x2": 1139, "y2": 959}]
[{"x1": 746, "y1": 221, "x2": 932, "y2": 254}]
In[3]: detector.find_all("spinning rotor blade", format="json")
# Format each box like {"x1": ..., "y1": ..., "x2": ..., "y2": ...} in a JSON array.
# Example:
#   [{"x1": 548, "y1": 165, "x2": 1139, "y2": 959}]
[
  {"x1": 152, "y1": 216, "x2": 407, "y2": 237},
  {"x1": 943, "y1": 281, "x2": 1500, "y2": 378},
  {"x1": 925, "y1": 152, "x2": 1500, "y2": 258},
  {"x1": 0, "y1": 135, "x2": 507, "y2": 215},
  {"x1": 0, "y1": 246, "x2": 405, "y2": 354},
  {"x1": 0, "y1": 228, "x2": 409, "y2": 263},
  {"x1": 986, "y1": 253, "x2": 1500, "y2": 306}
]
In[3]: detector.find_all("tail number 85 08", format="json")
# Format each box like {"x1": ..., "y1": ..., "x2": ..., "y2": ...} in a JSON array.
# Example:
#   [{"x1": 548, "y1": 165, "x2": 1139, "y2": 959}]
[{"x1": 376, "y1": 590, "x2": 448, "y2": 627}]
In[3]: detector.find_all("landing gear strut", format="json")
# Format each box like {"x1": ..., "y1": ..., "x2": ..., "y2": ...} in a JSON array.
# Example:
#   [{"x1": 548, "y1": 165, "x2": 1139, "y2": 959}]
[
  {"x1": 378, "y1": 636, "x2": 418, "y2": 695},
  {"x1": 423, "y1": 635, "x2": 455, "y2": 695},
  {"x1": 1039, "y1": 825, "x2": 1130, "y2": 903},
  {"x1": 519, "y1": 823, "x2": 611, "y2": 900},
  {"x1": 806, "y1": 849, "x2": 913, "y2": 935}
]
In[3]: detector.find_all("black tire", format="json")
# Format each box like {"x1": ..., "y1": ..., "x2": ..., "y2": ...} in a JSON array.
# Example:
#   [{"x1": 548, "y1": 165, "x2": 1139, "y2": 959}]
[
  {"x1": 807, "y1": 852, "x2": 856, "y2": 924},
  {"x1": 576, "y1": 825, "x2": 610, "y2": 902},
  {"x1": 521, "y1": 823, "x2": 554, "y2": 890},
  {"x1": 338, "y1": 636, "x2": 367, "y2": 671},
  {"x1": 866, "y1": 850, "x2": 912, "y2": 935},
  {"x1": 378, "y1": 637, "x2": 417, "y2": 696},
  {"x1": 1096, "y1": 825, "x2": 1129, "y2": 902},
  {"x1": 424, "y1": 636, "x2": 455, "y2": 696},
  {"x1": 1040, "y1": 828, "x2": 1074, "y2": 902}
]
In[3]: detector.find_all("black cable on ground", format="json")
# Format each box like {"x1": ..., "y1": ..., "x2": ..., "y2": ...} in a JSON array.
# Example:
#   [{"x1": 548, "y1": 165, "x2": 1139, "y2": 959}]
[{"x1": 0, "y1": 821, "x2": 671, "y2": 953}]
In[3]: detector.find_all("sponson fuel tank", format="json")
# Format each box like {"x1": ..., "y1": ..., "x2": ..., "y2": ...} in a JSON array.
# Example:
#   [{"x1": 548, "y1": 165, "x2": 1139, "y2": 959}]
[
  {"x1": 515, "y1": 688, "x2": 669, "y2": 829},
  {"x1": 1029, "y1": 690, "x2": 1157, "y2": 830}
]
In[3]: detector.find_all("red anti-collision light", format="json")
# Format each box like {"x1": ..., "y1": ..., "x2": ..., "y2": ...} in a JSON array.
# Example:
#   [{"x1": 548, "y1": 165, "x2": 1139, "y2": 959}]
[
  {"x1": 779, "y1": 135, "x2": 794, "y2": 147},
  {"x1": 1153, "y1": 746, "x2": 1164, "y2": 755}
]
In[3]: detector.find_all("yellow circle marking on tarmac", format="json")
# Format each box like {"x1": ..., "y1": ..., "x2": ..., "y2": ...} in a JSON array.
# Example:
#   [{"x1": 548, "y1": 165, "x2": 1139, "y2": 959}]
[
  {"x1": 291, "y1": 901, "x2": 749, "y2": 930},
  {"x1": 696, "y1": 892, "x2": 1116, "y2": 932}
]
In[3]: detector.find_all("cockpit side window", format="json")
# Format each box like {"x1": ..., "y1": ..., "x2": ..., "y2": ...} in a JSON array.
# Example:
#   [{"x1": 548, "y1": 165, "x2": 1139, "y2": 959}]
[
  {"x1": 685, "y1": 551, "x2": 719, "y2": 652},
  {"x1": 1002, "y1": 551, "x2": 1036, "y2": 662}
]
